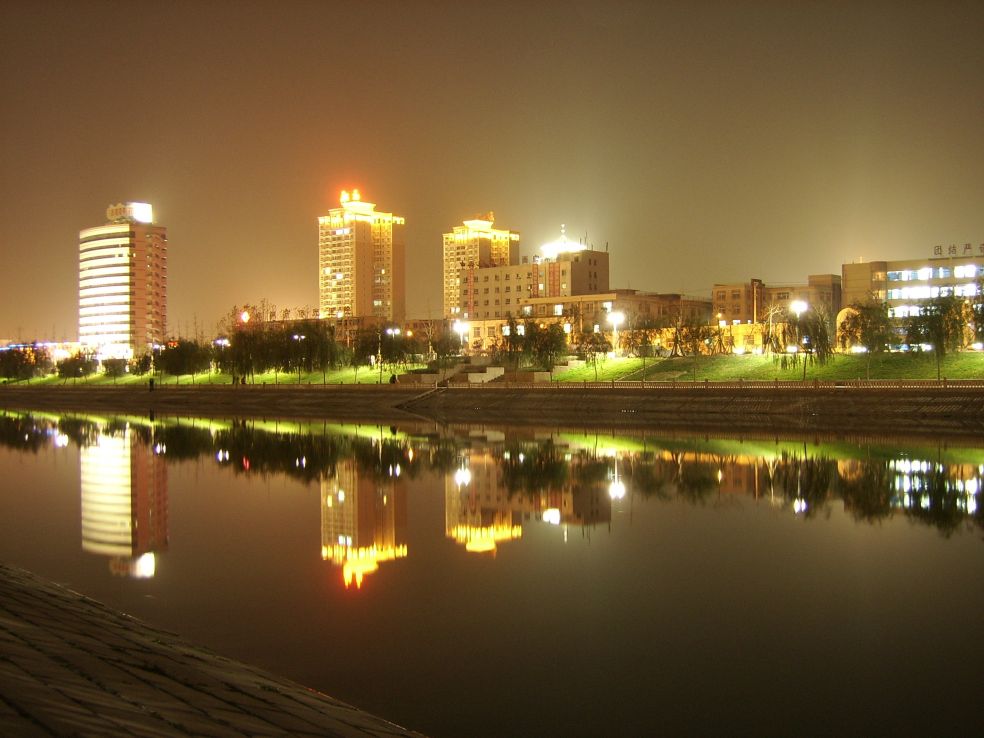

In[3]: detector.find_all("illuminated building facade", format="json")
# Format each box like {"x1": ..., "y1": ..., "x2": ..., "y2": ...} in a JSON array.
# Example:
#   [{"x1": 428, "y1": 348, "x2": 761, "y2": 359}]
[
  {"x1": 457, "y1": 289, "x2": 710, "y2": 352},
  {"x1": 318, "y1": 190, "x2": 406, "y2": 323},
  {"x1": 78, "y1": 202, "x2": 167, "y2": 359},
  {"x1": 443, "y1": 213, "x2": 519, "y2": 318},
  {"x1": 458, "y1": 230, "x2": 610, "y2": 321},
  {"x1": 713, "y1": 275, "x2": 841, "y2": 325},
  {"x1": 320, "y1": 459, "x2": 408, "y2": 588},
  {"x1": 80, "y1": 426, "x2": 168, "y2": 578},
  {"x1": 842, "y1": 250, "x2": 982, "y2": 319}
]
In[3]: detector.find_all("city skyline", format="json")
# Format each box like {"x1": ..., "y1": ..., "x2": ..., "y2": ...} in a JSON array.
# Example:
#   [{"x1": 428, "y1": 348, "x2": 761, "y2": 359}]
[{"x1": 1, "y1": 1, "x2": 983, "y2": 340}]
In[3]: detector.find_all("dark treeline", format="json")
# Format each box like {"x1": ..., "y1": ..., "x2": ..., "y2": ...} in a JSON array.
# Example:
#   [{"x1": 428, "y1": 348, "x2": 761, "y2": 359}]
[{"x1": 1, "y1": 412, "x2": 980, "y2": 536}]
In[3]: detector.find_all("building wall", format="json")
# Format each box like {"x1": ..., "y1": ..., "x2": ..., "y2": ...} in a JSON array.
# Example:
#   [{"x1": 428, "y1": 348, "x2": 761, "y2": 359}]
[
  {"x1": 714, "y1": 275, "x2": 841, "y2": 324},
  {"x1": 78, "y1": 204, "x2": 167, "y2": 358},
  {"x1": 842, "y1": 254, "x2": 982, "y2": 319},
  {"x1": 442, "y1": 215, "x2": 519, "y2": 318},
  {"x1": 318, "y1": 191, "x2": 405, "y2": 323},
  {"x1": 712, "y1": 280, "x2": 764, "y2": 325},
  {"x1": 458, "y1": 249, "x2": 610, "y2": 321}
]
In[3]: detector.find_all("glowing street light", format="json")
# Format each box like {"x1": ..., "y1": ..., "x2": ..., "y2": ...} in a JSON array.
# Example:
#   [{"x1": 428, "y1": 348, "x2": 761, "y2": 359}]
[
  {"x1": 452, "y1": 320, "x2": 470, "y2": 352},
  {"x1": 240, "y1": 310, "x2": 250, "y2": 324},
  {"x1": 789, "y1": 300, "x2": 808, "y2": 318},
  {"x1": 607, "y1": 310, "x2": 625, "y2": 356},
  {"x1": 378, "y1": 327, "x2": 401, "y2": 384}
]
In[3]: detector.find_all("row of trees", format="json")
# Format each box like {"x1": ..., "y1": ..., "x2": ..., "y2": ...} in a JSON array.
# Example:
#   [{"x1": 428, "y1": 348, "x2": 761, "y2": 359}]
[{"x1": 839, "y1": 293, "x2": 980, "y2": 379}]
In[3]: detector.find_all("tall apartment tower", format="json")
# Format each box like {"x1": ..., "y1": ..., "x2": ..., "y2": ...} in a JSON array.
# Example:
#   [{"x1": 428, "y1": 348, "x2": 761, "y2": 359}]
[
  {"x1": 79, "y1": 202, "x2": 167, "y2": 359},
  {"x1": 442, "y1": 213, "x2": 519, "y2": 318},
  {"x1": 318, "y1": 189, "x2": 406, "y2": 322}
]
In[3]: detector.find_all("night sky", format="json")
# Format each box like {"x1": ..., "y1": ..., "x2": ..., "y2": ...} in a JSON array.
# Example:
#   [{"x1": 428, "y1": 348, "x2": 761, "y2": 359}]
[{"x1": 1, "y1": 0, "x2": 982, "y2": 341}]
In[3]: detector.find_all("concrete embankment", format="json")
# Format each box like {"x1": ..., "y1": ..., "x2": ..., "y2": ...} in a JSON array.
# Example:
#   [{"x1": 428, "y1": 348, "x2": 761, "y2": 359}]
[
  {"x1": 0, "y1": 384, "x2": 427, "y2": 422},
  {"x1": 401, "y1": 384, "x2": 984, "y2": 439},
  {"x1": 0, "y1": 563, "x2": 424, "y2": 736},
  {"x1": 2, "y1": 382, "x2": 983, "y2": 439}
]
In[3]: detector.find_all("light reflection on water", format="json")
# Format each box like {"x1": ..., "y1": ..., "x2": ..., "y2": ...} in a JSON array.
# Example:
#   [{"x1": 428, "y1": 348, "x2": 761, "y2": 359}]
[{"x1": 0, "y1": 410, "x2": 982, "y2": 736}]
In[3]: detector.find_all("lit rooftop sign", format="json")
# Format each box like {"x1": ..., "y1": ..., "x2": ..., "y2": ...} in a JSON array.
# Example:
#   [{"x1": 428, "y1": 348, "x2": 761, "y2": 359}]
[{"x1": 106, "y1": 202, "x2": 154, "y2": 224}]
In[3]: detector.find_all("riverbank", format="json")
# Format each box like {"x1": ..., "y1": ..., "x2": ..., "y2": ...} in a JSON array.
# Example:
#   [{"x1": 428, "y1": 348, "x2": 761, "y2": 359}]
[
  {"x1": 2, "y1": 381, "x2": 983, "y2": 437},
  {"x1": 0, "y1": 563, "x2": 423, "y2": 736}
]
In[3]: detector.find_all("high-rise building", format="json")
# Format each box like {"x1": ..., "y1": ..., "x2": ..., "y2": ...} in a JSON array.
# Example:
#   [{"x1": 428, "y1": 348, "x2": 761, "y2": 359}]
[
  {"x1": 78, "y1": 202, "x2": 167, "y2": 359},
  {"x1": 318, "y1": 189, "x2": 406, "y2": 322},
  {"x1": 442, "y1": 213, "x2": 519, "y2": 318}
]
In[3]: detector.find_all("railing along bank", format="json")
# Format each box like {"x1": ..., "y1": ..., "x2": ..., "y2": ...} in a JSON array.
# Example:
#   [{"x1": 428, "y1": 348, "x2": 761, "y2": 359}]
[{"x1": 455, "y1": 378, "x2": 984, "y2": 390}]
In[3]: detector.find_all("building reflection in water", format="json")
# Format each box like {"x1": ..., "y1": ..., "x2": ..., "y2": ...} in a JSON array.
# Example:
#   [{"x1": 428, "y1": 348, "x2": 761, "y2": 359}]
[
  {"x1": 320, "y1": 458, "x2": 408, "y2": 588},
  {"x1": 445, "y1": 447, "x2": 613, "y2": 553},
  {"x1": 446, "y1": 452, "x2": 522, "y2": 554},
  {"x1": 79, "y1": 426, "x2": 168, "y2": 578}
]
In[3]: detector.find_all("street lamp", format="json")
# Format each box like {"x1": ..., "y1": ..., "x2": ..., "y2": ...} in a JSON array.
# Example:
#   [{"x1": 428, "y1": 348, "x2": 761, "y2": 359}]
[
  {"x1": 379, "y1": 327, "x2": 400, "y2": 384},
  {"x1": 452, "y1": 320, "x2": 470, "y2": 354},
  {"x1": 790, "y1": 300, "x2": 808, "y2": 318},
  {"x1": 607, "y1": 311, "x2": 625, "y2": 356}
]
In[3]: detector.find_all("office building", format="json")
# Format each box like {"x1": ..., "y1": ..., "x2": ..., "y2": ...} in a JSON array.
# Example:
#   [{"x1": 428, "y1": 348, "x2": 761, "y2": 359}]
[
  {"x1": 842, "y1": 247, "x2": 982, "y2": 318},
  {"x1": 78, "y1": 202, "x2": 167, "y2": 359},
  {"x1": 713, "y1": 274, "x2": 841, "y2": 325},
  {"x1": 442, "y1": 213, "x2": 519, "y2": 318},
  {"x1": 318, "y1": 189, "x2": 406, "y2": 323},
  {"x1": 457, "y1": 228, "x2": 609, "y2": 321}
]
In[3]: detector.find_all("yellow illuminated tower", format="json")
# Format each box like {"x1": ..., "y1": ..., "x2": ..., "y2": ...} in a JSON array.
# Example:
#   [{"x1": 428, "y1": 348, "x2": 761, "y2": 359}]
[
  {"x1": 79, "y1": 202, "x2": 167, "y2": 359},
  {"x1": 442, "y1": 213, "x2": 519, "y2": 318},
  {"x1": 320, "y1": 459, "x2": 408, "y2": 589},
  {"x1": 318, "y1": 189, "x2": 406, "y2": 322}
]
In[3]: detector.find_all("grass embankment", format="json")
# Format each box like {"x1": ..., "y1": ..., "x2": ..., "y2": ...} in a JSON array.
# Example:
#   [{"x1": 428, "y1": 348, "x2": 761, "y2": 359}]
[
  {"x1": 551, "y1": 352, "x2": 984, "y2": 382},
  {"x1": 5, "y1": 353, "x2": 982, "y2": 387},
  {"x1": 16, "y1": 364, "x2": 426, "y2": 387}
]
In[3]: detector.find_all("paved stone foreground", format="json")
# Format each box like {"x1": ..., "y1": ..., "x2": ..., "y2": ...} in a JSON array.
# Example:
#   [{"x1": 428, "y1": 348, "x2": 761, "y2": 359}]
[{"x1": 0, "y1": 564, "x2": 425, "y2": 737}]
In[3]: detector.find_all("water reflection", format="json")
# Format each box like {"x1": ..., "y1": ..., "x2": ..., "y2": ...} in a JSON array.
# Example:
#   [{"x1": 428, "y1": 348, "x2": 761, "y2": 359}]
[
  {"x1": 1, "y1": 411, "x2": 981, "y2": 590},
  {"x1": 80, "y1": 428, "x2": 167, "y2": 578},
  {"x1": 321, "y1": 459, "x2": 408, "y2": 588}
]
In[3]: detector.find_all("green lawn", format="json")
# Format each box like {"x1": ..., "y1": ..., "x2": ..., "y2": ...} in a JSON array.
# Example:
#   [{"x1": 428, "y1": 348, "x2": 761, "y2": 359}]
[
  {"x1": 551, "y1": 351, "x2": 984, "y2": 382},
  {"x1": 5, "y1": 353, "x2": 982, "y2": 387},
  {"x1": 6, "y1": 364, "x2": 426, "y2": 387}
]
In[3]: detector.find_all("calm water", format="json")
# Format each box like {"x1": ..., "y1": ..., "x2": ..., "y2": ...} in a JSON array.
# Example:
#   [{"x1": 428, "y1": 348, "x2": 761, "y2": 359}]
[{"x1": 0, "y1": 410, "x2": 981, "y2": 736}]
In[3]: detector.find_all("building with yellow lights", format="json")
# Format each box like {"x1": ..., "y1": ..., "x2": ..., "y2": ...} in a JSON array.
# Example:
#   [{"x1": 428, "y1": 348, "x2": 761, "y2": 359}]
[
  {"x1": 320, "y1": 459, "x2": 408, "y2": 588},
  {"x1": 318, "y1": 190, "x2": 406, "y2": 323},
  {"x1": 443, "y1": 213, "x2": 520, "y2": 318},
  {"x1": 79, "y1": 202, "x2": 167, "y2": 359},
  {"x1": 453, "y1": 289, "x2": 710, "y2": 353},
  {"x1": 456, "y1": 228, "x2": 610, "y2": 322},
  {"x1": 712, "y1": 274, "x2": 841, "y2": 325}
]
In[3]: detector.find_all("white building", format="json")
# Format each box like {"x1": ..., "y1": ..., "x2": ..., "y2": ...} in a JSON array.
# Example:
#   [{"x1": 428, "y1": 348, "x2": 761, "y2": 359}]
[{"x1": 78, "y1": 202, "x2": 167, "y2": 359}]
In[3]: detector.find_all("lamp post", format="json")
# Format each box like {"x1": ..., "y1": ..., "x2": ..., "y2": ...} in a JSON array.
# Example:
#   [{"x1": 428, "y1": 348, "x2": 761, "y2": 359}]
[
  {"x1": 379, "y1": 327, "x2": 400, "y2": 384},
  {"x1": 607, "y1": 311, "x2": 625, "y2": 357},
  {"x1": 789, "y1": 300, "x2": 810, "y2": 380},
  {"x1": 452, "y1": 320, "x2": 469, "y2": 355}
]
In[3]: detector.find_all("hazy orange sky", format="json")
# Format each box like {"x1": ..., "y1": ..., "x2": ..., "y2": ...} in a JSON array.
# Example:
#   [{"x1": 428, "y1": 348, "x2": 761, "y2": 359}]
[{"x1": 1, "y1": 0, "x2": 982, "y2": 340}]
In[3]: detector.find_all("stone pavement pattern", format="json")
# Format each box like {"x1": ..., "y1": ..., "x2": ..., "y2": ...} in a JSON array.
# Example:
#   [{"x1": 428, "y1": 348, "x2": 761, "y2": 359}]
[{"x1": 0, "y1": 564, "x2": 425, "y2": 737}]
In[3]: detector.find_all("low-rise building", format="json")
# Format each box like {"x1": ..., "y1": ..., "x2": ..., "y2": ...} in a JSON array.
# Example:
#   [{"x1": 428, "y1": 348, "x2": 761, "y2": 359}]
[{"x1": 842, "y1": 247, "x2": 982, "y2": 318}]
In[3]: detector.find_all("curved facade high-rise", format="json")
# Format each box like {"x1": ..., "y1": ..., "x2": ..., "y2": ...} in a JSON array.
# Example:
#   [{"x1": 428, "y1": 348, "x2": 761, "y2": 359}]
[{"x1": 78, "y1": 202, "x2": 167, "y2": 358}]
